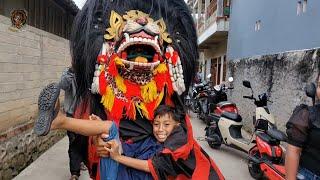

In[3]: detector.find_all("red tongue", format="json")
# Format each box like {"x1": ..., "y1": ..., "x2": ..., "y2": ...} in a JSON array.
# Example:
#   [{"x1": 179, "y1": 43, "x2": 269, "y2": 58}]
[
  {"x1": 121, "y1": 52, "x2": 127, "y2": 59},
  {"x1": 131, "y1": 31, "x2": 154, "y2": 40},
  {"x1": 153, "y1": 54, "x2": 159, "y2": 62}
]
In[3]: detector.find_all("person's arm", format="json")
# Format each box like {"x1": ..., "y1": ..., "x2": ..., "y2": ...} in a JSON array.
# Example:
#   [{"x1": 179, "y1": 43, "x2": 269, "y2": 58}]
[
  {"x1": 285, "y1": 105, "x2": 309, "y2": 180},
  {"x1": 114, "y1": 154, "x2": 150, "y2": 172},
  {"x1": 106, "y1": 140, "x2": 150, "y2": 172},
  {"x1": 53, "y1": 113, "x2": 112, "y2": 136},
  {"x1": 285, "y1": 144, "x2": 302, "y2": 180}
]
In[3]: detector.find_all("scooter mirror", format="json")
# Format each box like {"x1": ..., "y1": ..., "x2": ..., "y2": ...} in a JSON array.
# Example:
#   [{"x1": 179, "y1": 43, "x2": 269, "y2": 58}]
[
  {"x1": 242, "y1": 80, "x2": 251, "y2": 88},
  {"x1": 228, "y1": 77, "x2": 234, "y2": 82},
  {"x1": 305, "y1": 82, "x2": 316, "y2": 99}
]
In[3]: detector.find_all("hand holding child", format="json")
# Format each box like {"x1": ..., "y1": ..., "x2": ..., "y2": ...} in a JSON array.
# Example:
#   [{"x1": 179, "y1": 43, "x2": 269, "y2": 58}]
[
  {"x1": 105, "y1": 140, "x2": 121, "y2": 160},
  {"x1": 89, "y1": 114, "x2": 103, "y2": 121},
  {"x1": 89, "y1": 114, "x2": 112, "y2": 157}
]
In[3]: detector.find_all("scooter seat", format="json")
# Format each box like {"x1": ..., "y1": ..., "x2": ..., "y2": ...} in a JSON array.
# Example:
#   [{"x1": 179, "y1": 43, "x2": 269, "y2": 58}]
[
  {"x1": 256, "y1": 132, "x2": 280, "y2": 146},
  {"x1": 221, "y1": 112, "x2": 242, "y2": 122},
  {"x1": 216, "y1": 101, "x2": 235, "y2": 107},
  {"x1": 267, "y1": 127, "x2": 288, "y2": 142}
]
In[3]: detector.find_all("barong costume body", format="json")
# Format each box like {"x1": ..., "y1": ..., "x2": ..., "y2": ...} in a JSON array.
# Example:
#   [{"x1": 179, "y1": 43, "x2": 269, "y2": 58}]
[{"x1": 69, "y1": 0, "x2": 224, "y2": 179}]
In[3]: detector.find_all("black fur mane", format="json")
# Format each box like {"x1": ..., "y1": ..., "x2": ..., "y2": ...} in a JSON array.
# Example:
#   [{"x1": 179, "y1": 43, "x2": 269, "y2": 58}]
[{"x1": 70, "y1": 0, "x2": 198, "y2": 116}]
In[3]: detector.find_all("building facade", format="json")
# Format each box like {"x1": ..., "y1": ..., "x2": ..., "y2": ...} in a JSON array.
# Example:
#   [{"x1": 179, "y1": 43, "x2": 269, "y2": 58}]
[
  {"x1": 226, "y1": 0, "x2": 320, "y2": 130},
  {"x1": 188, "y1": 0, "x2": 230, "y2": 85}
]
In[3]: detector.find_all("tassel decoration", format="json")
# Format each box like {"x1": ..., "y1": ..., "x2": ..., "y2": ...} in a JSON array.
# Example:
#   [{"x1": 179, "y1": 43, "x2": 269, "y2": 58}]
[
  {"x1": 154, "y1": 63, "x2": 168, "y2": 74},
  {"x1": 135, "y1": 102, "x2": 150, "y2": 120},
  {"x1": 107, "y1": 54, "x2": 119, "y2": 76},
  {"x1": 115, "y1": 75, "x2": 126, "y2": 93},
  {"x1": 110, "y1": 98, "x2": 126, "y2": 125},
  {"x1": 145, "y1": 90, "x2": 165, "y2": 120},
  {"x1": 124, "y1": 80, "x2": 142, "y2": 98},
  {"x1": 141, "y1": 80, "x2": 157, "y2": 103},
  {"x1": 101, "y1": 86, "x2": 115, "y2": 112},
  {"x1": 126, "y1": 100, "x2": 136, "y2": 120}
]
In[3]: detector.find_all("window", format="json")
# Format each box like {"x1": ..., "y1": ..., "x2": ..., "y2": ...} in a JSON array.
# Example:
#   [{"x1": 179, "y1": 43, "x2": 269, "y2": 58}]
[
  {"x1": 255, "y1": 20, "x2": 261, "y2": 31},
  {"x1": 297, "y1": 0, "x2": 307, "y2": 15},
  {"x1": 302, "y1": 0, "x2": 307, "y2": 13},
  {"x1": 297, "y1": 1, "x2": 302, "y2": 15}
]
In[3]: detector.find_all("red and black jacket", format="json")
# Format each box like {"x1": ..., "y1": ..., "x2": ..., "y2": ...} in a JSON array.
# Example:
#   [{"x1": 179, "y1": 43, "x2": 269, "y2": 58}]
[{"x1": 147, "y1": 116, "x2": 224, "y2": 180}]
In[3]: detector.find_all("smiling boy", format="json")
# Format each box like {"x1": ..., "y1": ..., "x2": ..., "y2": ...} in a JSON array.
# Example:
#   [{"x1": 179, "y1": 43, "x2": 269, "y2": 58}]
[{"x1": 107, "y1": 105, "x2": 224, "y2": 180}]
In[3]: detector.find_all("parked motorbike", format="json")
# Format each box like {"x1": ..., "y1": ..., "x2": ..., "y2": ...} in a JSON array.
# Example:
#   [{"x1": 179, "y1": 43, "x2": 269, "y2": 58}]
[
  {"x1": 197, "y1": 75, "x2": 238, "y2": 124},
  {"x1": 205, "y1": 80, "x2": 285, "y2": 153},
  {"x1": 191, "y1": 81, "x2": 209, "y2": 113},
  {"x1": 247, "y1": 82, "x2": 317, "y2": 180},
  {"x1": 184, "y1": 87, "x2": 193, "y2": 111},
  {"x1": 210, "y1": 79, "x2": 238, "y2": 116},
  {"x1": 248, "y1": 121, "x2": 287, "y2": 179}
]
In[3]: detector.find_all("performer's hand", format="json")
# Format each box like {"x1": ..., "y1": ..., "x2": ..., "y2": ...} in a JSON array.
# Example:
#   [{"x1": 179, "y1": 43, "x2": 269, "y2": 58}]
[
  {"x1": 95, "y1": 133, "x2": 111, "y2": 158},
  {"x1": 105, "y1": 140, "x2": 121, "y2": 160},
  {"x1": 89, "y1": 114, "x2": 102, "y2": 121}
]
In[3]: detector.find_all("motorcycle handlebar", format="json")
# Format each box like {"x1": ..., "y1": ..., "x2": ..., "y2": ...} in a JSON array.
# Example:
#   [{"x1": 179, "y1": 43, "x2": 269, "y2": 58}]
[{"x1": 243, "y1": 95, "x2": 253, "y2": 99}]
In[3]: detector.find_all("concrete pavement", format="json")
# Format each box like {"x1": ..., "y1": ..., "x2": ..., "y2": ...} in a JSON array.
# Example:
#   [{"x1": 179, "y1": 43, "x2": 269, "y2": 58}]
[
  {"x1": 15, "y1": 113, "x2": 253, "y2": 180},
  {"x1": 14, "y1": 137, "x2": 91, "y2": 180}
]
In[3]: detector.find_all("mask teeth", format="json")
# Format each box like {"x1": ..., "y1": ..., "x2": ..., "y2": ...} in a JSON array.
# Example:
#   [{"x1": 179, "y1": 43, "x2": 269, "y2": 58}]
[
  {"x1": 166, "y1": 46, "x2": 185, "y2": 95},
  {"x1": 91, "y1": 64, "x2": 101, "y2": 94},
  {"x1": 102, "y1": 43, "x2": 108, "y2": 55}
]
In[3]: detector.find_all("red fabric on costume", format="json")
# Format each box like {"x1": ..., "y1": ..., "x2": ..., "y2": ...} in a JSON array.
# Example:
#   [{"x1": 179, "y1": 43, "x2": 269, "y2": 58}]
[
  {"x1": 110, "y1": 98, "x2": 125, "y2": 125},
  {"x1": 99, "y1": 71, "x2": 106, "y2": 95},
  {"x1": 160, "y1": 116, "x2": 194, "y2": 160},
  {"x1": 107, "y1": 54, "x2": 119, "y2": 77},
  {"x1": 124, "y1": 80, "x2": 142, "y2": 98},
  {"x1": 147, "y1": 159, "x2": 158, "y2": 180}
]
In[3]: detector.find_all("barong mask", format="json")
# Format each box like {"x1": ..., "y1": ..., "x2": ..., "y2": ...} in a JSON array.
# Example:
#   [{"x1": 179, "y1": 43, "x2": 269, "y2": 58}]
[{"x1": 90, "y1": 10, "x2": 188, "y2": 122}]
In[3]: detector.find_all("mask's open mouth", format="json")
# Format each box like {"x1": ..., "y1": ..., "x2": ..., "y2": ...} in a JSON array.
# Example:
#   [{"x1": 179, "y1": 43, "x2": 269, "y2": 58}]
[
  {"x1": 116, "y1": 31, "x2": 161, "y2": 70},
  {"x1": 115, "y1": 31, "x2": 163, "y2": 84}
]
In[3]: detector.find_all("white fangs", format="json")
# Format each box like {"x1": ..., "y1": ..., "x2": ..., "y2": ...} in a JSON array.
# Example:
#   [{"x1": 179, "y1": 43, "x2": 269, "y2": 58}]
[
  {"x1": 120, "y1": 59, "x2": 160, "y2": 70},
  {"x1": 124, "y1": 33, "x2": 130, "y2": 42},
  {"x1": 117, "y1": 33, "x2": 161, "y2": 55}
]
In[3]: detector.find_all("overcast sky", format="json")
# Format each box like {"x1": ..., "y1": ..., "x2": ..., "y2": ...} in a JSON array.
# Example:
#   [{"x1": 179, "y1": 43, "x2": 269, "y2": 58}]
[{"x1": 73, "y1": 0, "x2": 86, "y2": 9}]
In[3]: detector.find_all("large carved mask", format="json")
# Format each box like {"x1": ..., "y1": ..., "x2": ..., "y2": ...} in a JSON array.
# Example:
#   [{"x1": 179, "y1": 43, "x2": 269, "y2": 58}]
[{"x1": 90, "y1": 9, "x2": 195, "y2": 122}]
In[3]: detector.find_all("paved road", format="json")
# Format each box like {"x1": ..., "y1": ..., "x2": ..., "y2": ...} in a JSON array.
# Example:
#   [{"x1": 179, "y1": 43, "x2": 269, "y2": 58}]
[{"x1": 15, "y1": 113, "x2": 253, "y2": 180}]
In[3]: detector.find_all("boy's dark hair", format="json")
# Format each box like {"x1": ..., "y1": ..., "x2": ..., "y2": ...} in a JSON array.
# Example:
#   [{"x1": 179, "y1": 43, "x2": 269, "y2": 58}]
[{"x1": 154, "y1": 105, "x2": 185, "y2": 122}]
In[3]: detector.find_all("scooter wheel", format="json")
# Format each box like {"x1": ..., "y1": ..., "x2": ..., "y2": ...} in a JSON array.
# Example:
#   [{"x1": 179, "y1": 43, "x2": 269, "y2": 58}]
[
  {"x1": 207, "y1": 134, "x2": 222, "y2": 149},
  {"x1": 248, "y1": 151, "x2": 264, "y2": 179},
  {"x1": 208, "y1": 141, "x2": 221, "y2": 149}
]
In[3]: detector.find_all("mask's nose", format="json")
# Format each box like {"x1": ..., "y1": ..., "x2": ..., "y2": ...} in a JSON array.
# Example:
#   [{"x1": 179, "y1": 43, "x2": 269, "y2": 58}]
[{"x1": 136, "y1": 17, "x2": 148, "y2": 26}]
